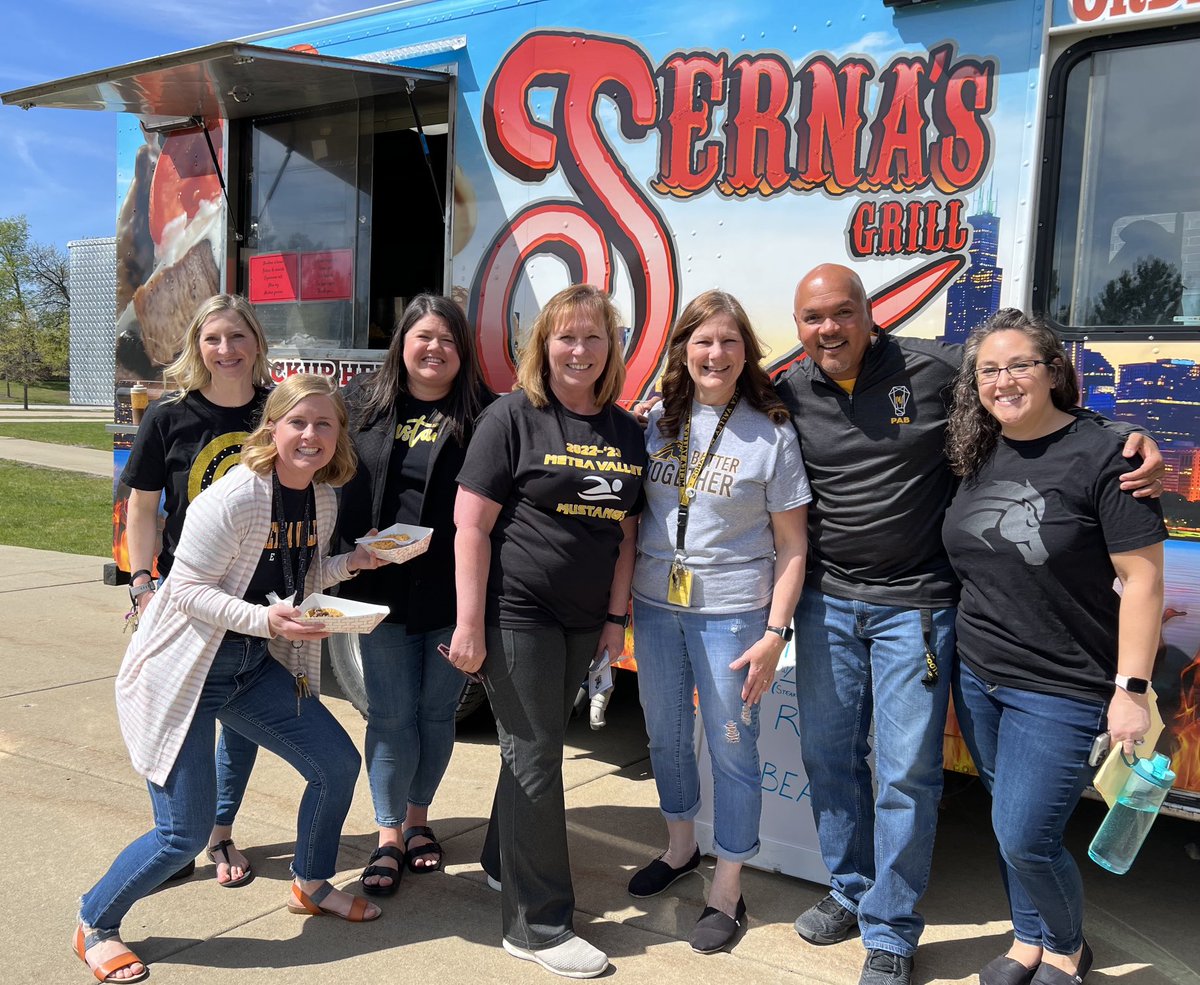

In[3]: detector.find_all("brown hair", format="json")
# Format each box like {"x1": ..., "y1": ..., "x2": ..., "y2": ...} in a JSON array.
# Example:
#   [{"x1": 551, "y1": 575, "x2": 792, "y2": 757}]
[
  {"x1": 658, "y1": 290, "x2": 789, "y2": 438},
  {"x1": 515, "y1": 284, "x2": 627, "y2": 409},
  {"x1": 162, "y1": 294, "x2": 271, "y2": 399},
  {"x1": 241, "y1": 374, "x2": 357, "y2": 486},
  {"x1": 356, "y1": 294, "x2": 488, "y2": 441},
  {"x1": 946, "y1": 308, "x2": 1079, "y2": 479}
]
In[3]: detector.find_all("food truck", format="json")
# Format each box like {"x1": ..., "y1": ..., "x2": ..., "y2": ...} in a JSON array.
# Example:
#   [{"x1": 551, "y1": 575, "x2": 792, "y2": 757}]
[{"x1": 4, "y1": 0, "x2": 1199, "y2": 836}]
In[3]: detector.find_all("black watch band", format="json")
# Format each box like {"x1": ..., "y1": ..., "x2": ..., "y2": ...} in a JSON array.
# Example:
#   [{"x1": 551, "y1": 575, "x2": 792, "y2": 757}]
[
  {"x1": 766, "y1": 624, "x2": 794, "y2": 642},
  {"x1": 605, "y1": 612, "x2": 629, "y2": 628}
]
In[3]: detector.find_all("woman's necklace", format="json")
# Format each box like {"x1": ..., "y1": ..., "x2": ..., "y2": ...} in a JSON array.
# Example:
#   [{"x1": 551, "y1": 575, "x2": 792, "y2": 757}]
[{"x1": 271, "y1": 469, "x2": 314, "y2": 715}]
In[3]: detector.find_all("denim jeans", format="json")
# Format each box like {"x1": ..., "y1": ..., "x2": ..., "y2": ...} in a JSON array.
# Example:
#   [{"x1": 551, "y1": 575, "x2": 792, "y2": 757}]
[
  {"x1": 632, "y1": 598, "x2": 766, "y2": 861},
  {"x1": 793, "y1": 590, "x2": 954, "y2": 958},
  {"x1": 360, "y1": 622, "x2": 460, "y2": 827},
  {"x1": 79, "y1": 637, "x2": 361, "y2": 932},
  {"x1": 479, "y1": 623, "x2": 598, "y2": 949},
  {"x1": 953, "y1": 661, "x2": 1105, "y2": 956},
  {"x1": 215, "y1": 724, "x2": 258, "y2": 827}
]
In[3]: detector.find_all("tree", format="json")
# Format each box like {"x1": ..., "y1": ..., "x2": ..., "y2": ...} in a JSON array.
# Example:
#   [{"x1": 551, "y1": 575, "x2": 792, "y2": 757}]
[
  {"x1": 1090, "y1": 256, "x2": 1183, "y2": 326},
  {"x1": 0, "y1": 215, "x2": 71, "y2": 408}
]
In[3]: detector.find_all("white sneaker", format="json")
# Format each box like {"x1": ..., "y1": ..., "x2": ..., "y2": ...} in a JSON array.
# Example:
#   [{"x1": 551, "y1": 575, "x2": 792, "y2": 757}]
[
  {"x1": 486, "y1": 874, "x2": 502, "y2": 892},
  {"x1": 502, "y1": 935, "x2": 608, "y2": 979}
]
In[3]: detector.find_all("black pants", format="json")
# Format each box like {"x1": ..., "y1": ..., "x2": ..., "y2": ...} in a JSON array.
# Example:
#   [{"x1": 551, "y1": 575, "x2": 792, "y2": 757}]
[{"x1": 480, "y1": 623, "x2": 598, "y2": 948}]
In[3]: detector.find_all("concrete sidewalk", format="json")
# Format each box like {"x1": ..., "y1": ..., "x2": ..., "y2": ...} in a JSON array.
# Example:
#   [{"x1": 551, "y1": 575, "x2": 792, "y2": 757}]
[
  {"x1": 2, "y1": 544, "x2": 1198, "y2": 985},
  {"x1": 0, "y1": 435, "x2": 111, "y2": 476}
]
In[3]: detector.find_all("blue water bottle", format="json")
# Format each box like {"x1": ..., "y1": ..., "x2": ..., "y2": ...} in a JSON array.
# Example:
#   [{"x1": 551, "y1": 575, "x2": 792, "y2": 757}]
[{"x1": 1088, "y1": 752, "x2": 1175, "y2": 875}]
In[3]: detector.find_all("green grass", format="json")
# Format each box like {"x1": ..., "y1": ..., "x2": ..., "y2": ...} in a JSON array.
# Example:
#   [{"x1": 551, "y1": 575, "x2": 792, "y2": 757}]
[
  {"x1": 0, "y1": 421, "x2": 110, "y2": 450},
  {"x1": 0, "y1": 462, "x2": 111, "y2": 558},
  {"x1": 0, "y1": 379, "x2": 70, "y2": 405}
]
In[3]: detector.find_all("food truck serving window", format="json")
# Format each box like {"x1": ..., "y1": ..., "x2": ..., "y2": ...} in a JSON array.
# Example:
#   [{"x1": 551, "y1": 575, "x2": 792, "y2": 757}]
[{"x1": 1039, "y1": 29, "x2": 1200, "y2": 336}]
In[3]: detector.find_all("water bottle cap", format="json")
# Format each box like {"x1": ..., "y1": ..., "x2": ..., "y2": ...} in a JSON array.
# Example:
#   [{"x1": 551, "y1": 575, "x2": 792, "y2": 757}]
[{"x1": 1132, "y1": 752, "x2": 1176, "y2": 787}]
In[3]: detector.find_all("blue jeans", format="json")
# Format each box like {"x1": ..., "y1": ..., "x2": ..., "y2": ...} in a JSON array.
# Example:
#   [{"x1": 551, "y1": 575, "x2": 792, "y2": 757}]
[
  {"x1": 79, "y1": 637, "x2": 361, "y2": 932},
  {"x1": 953, "y1": 661, "x2": 1105, "y2": 956},
  {"x1": 793, "y1": 591, "x2": 954, "y2": 958},
  {"x1": 360, "y1": 622, "x2": 460, "y2": 827},
  {"x1": 632, "y1": 599, "x2": 766, "y2": 862},
  {"x1": 215, "y1": 725, "x2": 258, "y2": 827}
]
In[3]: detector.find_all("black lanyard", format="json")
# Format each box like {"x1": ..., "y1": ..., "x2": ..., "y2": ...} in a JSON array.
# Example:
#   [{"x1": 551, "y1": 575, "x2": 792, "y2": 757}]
[
  {"x1": 675, "y1": 389, "x2": 739, "y2": 556},
  {"x1": 271, "y1": 469, "x2": 313, "y2": 602}
]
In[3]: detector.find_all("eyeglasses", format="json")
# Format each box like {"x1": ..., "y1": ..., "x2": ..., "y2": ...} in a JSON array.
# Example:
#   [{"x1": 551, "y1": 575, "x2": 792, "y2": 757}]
[{"x1": 975, "y1": 359, "x2": 1053, "y2": 383}]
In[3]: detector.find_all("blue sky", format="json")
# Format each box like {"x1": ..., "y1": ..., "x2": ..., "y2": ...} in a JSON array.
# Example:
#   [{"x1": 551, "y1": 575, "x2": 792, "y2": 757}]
[{"x1": 0, "y1": 0, "x2": 383, "y2": 250}]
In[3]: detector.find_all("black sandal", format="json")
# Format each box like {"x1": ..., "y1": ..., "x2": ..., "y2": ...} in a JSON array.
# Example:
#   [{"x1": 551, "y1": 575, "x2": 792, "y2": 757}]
[
  {"x1": 206, "y1": 838, "x2": 254, "y2": 888},
  {"x1": 403, "y1": 825, "x2": 444, "y2": 874},
  {"x1": 359, "y1": 845, "x2": 405, "y2": 897}
]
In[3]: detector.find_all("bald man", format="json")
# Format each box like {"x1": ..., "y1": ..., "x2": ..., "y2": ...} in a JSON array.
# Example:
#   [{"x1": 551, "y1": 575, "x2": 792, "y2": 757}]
[{"x1": 772, "y1": 264, "x2": 1161, "y2": 985}]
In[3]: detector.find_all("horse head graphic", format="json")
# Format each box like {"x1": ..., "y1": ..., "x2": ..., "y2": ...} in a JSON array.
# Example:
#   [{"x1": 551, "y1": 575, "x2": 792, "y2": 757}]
[{"x1": 960, "y1": 480, "x2": 1049, "y2": 566}]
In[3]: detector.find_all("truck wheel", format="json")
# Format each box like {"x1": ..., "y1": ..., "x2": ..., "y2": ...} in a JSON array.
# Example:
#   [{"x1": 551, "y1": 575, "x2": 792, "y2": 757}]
[{"x1": 327, "y1": 632, "x2": 488, "y2": 723}]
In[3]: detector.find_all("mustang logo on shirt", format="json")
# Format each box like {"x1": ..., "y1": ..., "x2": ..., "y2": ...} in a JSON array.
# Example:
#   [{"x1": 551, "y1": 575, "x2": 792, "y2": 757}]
[{"x1": 959, "y1": 479, "x2": 1049, "y2": 566}]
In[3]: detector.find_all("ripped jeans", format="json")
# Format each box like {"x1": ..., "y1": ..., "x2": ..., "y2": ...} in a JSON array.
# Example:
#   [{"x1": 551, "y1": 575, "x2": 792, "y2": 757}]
[{"x1": 632, "y1": 598, "x2": 766, "y2": 862}]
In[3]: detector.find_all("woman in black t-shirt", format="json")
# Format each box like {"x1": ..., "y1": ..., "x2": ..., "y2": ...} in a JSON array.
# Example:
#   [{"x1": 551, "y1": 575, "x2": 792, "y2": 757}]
[
  {"x1": 121, "y1": 293, "x2": 270, "y2": 888},
  {"x1": 943, "y1": 310, "x2": 1166, "y2": 985},
  {"x1": 451, "y1": 284, "x2": 647, "y2": 979},
  {"x1": 335, "y1": 295, "x2": 493, "y2": 894}
]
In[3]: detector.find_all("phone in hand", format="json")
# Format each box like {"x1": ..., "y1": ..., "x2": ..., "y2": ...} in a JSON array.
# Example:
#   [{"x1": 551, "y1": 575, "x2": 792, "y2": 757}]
[
  {"x1": 1088, "y1": 732, "x2": 1111, "y2": 768},
  {"x1": 437, "y1": 642, "x2": 484, "y2": 684}
]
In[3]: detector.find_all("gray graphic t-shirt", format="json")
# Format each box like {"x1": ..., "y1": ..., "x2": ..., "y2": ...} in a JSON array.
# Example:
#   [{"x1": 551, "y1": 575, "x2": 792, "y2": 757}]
[{"x1": 633, "y1": 400, "x2": 811, "y2": 613}]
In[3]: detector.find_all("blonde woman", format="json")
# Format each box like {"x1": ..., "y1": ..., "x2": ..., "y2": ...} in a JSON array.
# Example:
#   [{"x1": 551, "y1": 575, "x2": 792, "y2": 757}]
[
  {"x1": 75, "y1": 375, "x2": 388, "y2": 985},
  {"x1": 450, "y1": 284, "x2": 647, "y2": 978},
  {"x1": 121, "y1": 293, "x2": 271, "y2": 887}
]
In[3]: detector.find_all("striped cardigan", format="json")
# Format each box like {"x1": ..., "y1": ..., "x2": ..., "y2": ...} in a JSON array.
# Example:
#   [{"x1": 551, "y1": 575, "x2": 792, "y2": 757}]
[{"x1": 115, "y1": 464, "x2": 356, "y2": 785}]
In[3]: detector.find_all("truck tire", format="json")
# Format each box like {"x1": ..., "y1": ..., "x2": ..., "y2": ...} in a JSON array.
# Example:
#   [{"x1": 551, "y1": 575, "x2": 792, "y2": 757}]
[{"x1": 327, "y1": 632, "x2": 488, "y2": 722}]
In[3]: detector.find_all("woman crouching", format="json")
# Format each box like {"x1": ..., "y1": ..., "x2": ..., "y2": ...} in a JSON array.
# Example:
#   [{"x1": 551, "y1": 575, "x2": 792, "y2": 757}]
[{"x1": 75, "y1": 374, "x2": 389, "y2": 984}]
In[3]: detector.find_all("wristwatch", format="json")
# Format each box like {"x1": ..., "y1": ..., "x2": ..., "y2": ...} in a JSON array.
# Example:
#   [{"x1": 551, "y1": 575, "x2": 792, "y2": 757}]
[
  {"x1": 766, "y1": 624, "x2": 794, "y2": 642},
  {"x1": 1114, "y1": 674, "x2": 1150, "y2": 695},
  {"x1": 605, "y1": 612, "x2": 630, "y2": 628},
  {"x1": 129, "y1": 568, "x2": 155, "y2": 605}
]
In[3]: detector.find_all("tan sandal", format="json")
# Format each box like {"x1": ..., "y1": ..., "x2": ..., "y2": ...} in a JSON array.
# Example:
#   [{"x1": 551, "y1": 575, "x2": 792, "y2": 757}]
[
  {"x1": 73, "y1": 926, "x2": 150, "y2": 983},
  {"x1": 287, "y1": 882, "x2": 380, "y2": 922}
]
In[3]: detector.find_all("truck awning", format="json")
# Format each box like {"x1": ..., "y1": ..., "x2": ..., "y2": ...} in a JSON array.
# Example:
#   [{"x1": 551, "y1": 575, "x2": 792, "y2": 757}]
[{"x1": 0, "y1": 41, "x2": 450, "y2": 121}]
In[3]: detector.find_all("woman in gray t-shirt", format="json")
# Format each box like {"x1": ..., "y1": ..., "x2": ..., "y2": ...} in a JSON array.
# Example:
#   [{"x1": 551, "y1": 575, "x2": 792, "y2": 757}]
[{"x1": 628, "y1": 290, "x2": 811, "y2": 953}]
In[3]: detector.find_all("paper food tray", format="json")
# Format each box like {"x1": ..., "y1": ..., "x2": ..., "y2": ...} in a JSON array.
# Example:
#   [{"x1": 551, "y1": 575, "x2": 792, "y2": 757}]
[
  {"x1": 295, "y1": 592, "x2": 389, "y2": 634},
  {"x1": 356, "y1": 522, "x2": 434, "y2": 564}
]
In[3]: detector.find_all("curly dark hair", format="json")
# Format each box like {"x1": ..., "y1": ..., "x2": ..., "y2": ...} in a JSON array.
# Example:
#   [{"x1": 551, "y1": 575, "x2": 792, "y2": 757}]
[
  {"x1": 946, "y1": 308, "x2": 1080, "y2": 478},
  {"x1": 657, "y1": 290, "x2": 789, "y2": 438}
]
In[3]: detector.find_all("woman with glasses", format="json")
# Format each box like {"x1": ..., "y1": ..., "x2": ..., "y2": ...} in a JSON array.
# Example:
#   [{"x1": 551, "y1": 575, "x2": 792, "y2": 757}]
[{"x1": 943, "y1": 309, "x2": 1166, "y2": 985}]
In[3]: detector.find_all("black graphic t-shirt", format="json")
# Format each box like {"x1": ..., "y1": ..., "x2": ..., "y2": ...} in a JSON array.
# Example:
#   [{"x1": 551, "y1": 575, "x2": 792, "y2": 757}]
[
  {"x1": 457, "y1": 390, "x2": 647, "y2": 629},
  {"x1": 943, "y1": 417, "x2": 1166, "y2": 700},
  {"x1": 121, "y1": 388, "x2": 268, "y2": 576},
  {"x1": 242, "y1": 483, "x2": 318, "y2": 606},
  {"x1": 365, "y1": 395, "x2": 445, "y2": 624}
]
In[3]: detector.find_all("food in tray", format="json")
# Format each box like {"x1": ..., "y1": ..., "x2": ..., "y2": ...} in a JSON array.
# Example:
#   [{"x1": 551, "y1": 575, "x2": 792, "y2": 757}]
[
  {"x1": 304, "y1": 607, "x2": 344, "y2": 618},
  {"x1": 370, "y1": 534, "x2": 412, "y2": 550}
]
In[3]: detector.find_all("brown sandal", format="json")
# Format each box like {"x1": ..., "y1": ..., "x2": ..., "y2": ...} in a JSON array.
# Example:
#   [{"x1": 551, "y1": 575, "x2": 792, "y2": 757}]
[
  {"x1": 73, "y1": 926, "x2": 150, "y2": 983},
  {"x1": 287, "y1": 882, "x2": 381, "y2": 922}
]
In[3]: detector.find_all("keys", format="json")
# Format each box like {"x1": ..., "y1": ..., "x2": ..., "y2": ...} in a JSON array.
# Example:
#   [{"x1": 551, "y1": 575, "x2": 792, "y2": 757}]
[{"x1": 295, "y1": 670, "x2": 311, "y2": 716}]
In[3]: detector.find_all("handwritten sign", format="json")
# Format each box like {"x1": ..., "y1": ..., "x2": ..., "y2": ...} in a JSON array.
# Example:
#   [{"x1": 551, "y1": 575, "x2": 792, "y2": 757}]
[
  {"x1": 247, "y1": 253, "x2": 299, "y2": 304},
  {"x1": 300, "y1": 249, "x2": 353, "y2": 301}
]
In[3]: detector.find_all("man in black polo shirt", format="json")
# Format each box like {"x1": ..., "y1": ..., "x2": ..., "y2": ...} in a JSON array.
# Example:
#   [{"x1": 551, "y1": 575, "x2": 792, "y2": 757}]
[{"x1": 774, "y1": 264, "x2": 1162, "y2": 985}]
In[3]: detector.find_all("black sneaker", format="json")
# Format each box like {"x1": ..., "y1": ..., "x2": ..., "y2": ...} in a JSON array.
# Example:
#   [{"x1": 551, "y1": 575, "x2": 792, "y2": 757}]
[
  {"x1": 794, "y1": 893, "x2": 859, "y2": 945},
  {"x1": 627, "y1": 846, "x2": 701, "y2": 898},
  {"x1": 859, "y1": 950, "x2": 914, "y2": 985}
]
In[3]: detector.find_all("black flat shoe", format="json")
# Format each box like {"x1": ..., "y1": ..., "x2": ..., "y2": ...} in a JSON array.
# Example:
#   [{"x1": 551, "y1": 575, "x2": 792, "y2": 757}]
[
  {"x1": 980, "y1": 954, "x2": 1038, "y2": 985},
  {"x1": 628, "y1": 846, "x2": 701, "y2": 898},
  {"x1": 1030, "y1": 940, "x2": 1093, "y2": 985},
  {"x1": 689, "y1": 895, "x2": 746, "y2": 954}
]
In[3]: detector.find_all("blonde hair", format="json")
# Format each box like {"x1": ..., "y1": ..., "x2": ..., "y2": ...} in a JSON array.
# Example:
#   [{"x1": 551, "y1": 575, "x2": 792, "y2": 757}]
[
  {"x1": 241, "y1": 374, "x2": 357, "y2": 486},
  {"x1": 162, "y1": 294, "x2": 272, "y2": 399},
  {"x1": 515, "y1": 284, "x2": 627, "y2": 409}
]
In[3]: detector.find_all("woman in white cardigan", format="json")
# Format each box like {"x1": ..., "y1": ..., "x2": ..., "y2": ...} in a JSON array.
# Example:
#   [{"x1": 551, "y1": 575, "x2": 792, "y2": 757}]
[{"x1": 75, "y1": 374, "x2": 389, "y2": 985}]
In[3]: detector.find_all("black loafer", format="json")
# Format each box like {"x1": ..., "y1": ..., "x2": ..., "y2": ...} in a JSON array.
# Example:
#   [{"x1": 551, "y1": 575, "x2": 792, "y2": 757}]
[
  {"x1": 980, "y1": 954, "x2": 1038, "y2": 985},
  {"x1": 1031, "y1": 940, "x2": 1093, "y2": 985},
  {"x1": 628, "y1": 846, "x2": 701, "y2": 898},
  {"x1": 689, "y1": 895, "x2": 747, "y2": 954}
]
